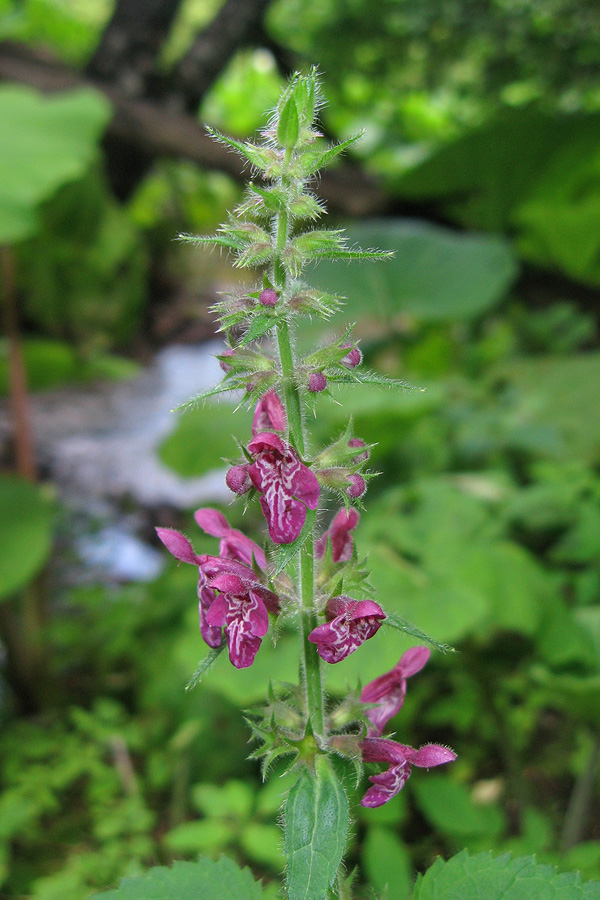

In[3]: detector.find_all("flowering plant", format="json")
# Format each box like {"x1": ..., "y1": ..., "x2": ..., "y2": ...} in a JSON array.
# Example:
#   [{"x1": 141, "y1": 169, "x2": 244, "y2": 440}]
[{"x1": 157, "y1": 71, "x2": 456, "y2": 898}]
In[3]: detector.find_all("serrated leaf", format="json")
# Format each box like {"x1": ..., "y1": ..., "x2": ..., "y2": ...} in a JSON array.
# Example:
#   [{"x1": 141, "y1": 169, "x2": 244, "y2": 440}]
[
  {"x1": 413, "y1": 849, "x2": 600, "y2": 900},
  {"x1": 90, "y1": 856, "x2": 263, "y2": 900},
  {"x1": 328, "y1": 369, "x2": 416, "y2": 390},
  {"x1": 298, "y1": 134, "x2": 363, "y2": 177},
  {"x1": 179, "y1": 232, "x2": 245, "y2": 252},
  {"x1": 284, "y1": 758, "x2": 349, "y2": 900},
  {"x1": 278, "y1": 95, "x2": 300, "y2": 148},
  {"x1": 241, "y1": 313, "x2": 277, "y2": 346},
  {"x1": 308, "y1": 248, "x2": 394, "y2": 262},
  {"x1": 185, "y1": 644, "x2": 225, "y2": 691},
  {"x1": 382, "y1": 613, "x2": 454, "y2": 654},
  {"x1": 272, "y1": 508, "x2": 317, "y2": 577},
  {"x1": 207, "y1": 126, "x2": 274, "y2": 171}
]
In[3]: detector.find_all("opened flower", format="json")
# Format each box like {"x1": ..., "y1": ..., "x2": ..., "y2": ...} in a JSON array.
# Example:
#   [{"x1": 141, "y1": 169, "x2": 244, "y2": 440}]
[
  {"x1": 308, "y1": 595, "x2": 385, "y2": 664},
  {"x1": 248, "y1": 432, "x2": 320, "y2": 544},
  {"x1": 205, "y1": 572, "x2": 280, "y2": 669},
  {"x1": 360, "y1": 737, "x2": 456, "y2": 807},
  {"x1": 155, "y1": 527, "x2": 279, "y2": 668},
  {"x1": 315, "y1": 508, "x2": 359, "y2": 563},
  {"x1": 361, "y1": 646, "x2": 430, "y2": 736}
]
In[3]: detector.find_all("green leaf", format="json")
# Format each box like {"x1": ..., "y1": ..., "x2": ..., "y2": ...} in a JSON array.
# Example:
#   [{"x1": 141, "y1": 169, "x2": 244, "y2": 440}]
[
  {"x1": 241, "y1": 313, "x2": 277, "y2": 346},
  {"x1": 206, "y1": 126, "x2": 275, "y2": 171},
  {"x1": 186, "y1": 644, "x2": 226, "y2": 691},
  {"x1": 382, "y1": 614, "x2": 453, "y2": 655},
  {"x1": 362, "y1": 827, "x2": 412, "y2": 900},
  {"x1": 158, "y1": 403, "x2": 252, "y2": 477},
  {"x1": 278, "y1": 95, "x2": 300, "y2": 148},
  {"x1": 298, "y1": 134, "x2": 363, "y2": 177},
  {"x1": 284, "y1": 758, "x2": 349, "y2": 900},
  {"x1": 179, "y1": 232, "x2": 245, "y2": 252},
  {"x1": 412, "y1": 775, "x2": 506, "y2": 840},
  {"x1": 90, "y1": 857, "x2": 263, "y2": 899},
  {"x1": 0, "y1": 475, "x2": 53, "y2": 601},
  {"x1": 0, "y1": 85, "x2": 111, "y2": 243},
  {"x1": 413, "y1": 850, "x2": 600, "y2": 900},
  {"x1": 163, "y1": 820, "x2": 236, "y2": 855},
  {"x1": 490, "y1": 353, "x2": 600, "y2": 464},
  {"x1": 307, "y1": 220, "x2": 517, "y2": 324}
]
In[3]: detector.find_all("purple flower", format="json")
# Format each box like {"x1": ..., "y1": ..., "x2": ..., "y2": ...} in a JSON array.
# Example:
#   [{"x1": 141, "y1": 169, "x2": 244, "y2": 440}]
[
  {"x1": 248, "y1": 432, "x2": 320, "y2": 544},
  {"x1": 155, "y1": 527, "x2": 279, "y2": 667},
  {"x1": 315, "y1": 508, "x2": 360, "y2": 563},
  {"x1": 361, "y1": 646, "x2": 430, "y2": 736},
  {"x1": 205, "y1": 572, "x2": 280, "y2": 668},
  {"x1": 360, "y1": 737, "x2": 456, "y2": 808},
  {"x1": 194, "y1": 507, "x2": 266, "y2": 570},
  {"x1": 348, "y1": 438, "x2": 369, "y2": 463},
  {"x1": 308, "y1": 595, "x2": 385, "y2": 664},
  {"x1": 252, "y1": 390, "x2": 287, "y2": 436}
]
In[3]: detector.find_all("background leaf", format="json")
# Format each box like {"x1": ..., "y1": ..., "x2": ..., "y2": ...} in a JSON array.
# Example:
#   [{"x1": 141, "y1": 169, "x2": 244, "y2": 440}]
[
  {"x1": 0, "y1": 475, "x2": 53, "y2": 602},
  {"x1": 90, "y1": 857, "x2": 262, "y2": 900}
]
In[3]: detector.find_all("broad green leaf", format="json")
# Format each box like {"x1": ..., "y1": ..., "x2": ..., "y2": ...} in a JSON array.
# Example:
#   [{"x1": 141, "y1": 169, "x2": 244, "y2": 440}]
[
  {"x1": 0, "y1": 475, "x2": 53, "y2": 601},
  {"x1": 192, "y1": 780, "x2": 254, "y2": 820},
  {"x1": 490, "y1": 353, "x2": 600, "y2": 463},
  {"x1": 362, "y1": 827, "x2": 412, "y2": 900},
  {"x1": 158, "y1": 403, "x2": 252, "y2": 477},
  {"x1": 0, "y1": 85, "x2": 111, "y2": 243},
  {"x1": 413, "y1": 849, "x2": 600, "y2": 900},
  {"x1": 240, "y1": 822, "x2": 286, "y2": 870},
  {"x1": 412, "y1": 776, "x2": 506, "y2": 840},
  {"x1": 306, "y1": 220, "x2": 517, "y2": 324},
  {"x1": 284, "y1": 758, "x2": 349, "y2": 900},
  {"x1": 91, "y1": 857, "x2": 263, "y2": 899}
]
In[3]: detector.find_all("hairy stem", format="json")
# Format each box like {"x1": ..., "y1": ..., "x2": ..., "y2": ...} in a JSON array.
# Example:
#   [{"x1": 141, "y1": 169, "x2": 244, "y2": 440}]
[{"x1": 272, "y1": 169, "x2": 325, "y2": 738}]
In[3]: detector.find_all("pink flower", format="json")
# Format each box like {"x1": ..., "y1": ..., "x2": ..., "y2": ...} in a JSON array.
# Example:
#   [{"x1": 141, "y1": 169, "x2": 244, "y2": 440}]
[
  {"x1": 194, "y1": 508, "x2": 266, "y2": 570},
  {"x1": 315, "y1": 508, "x2": 359, "y2": 563},
  {"x1": 361, "y1": 646, "x2": 430, "y2": 736},
  {"x1": 340, "y1": 344, "x2": 362, "y2": 369},
  {"x1": 348, "y1": 438, "x2": 369, "y2": 463},
  {"x1": 248, "y1": 432, "x2": 320, "y2": 544},
  {"x1": 308, "y1": 595, "x2": 385, "y2": 664},
  {"x1": 259, "y1": 288, "x2": 278, "y2": 307},
  {"x1": 155, "y1": 527, "x2": 279, "y2": 667},
  {"x1": 252, "y1": 390, "x2": 287, "y2": 436},
  {"x1": 360, "y1": 737, "x2": 456, "y2": 808},
  {"x1": 205, "y1": 572, "x2": 280, "y2": 668}
]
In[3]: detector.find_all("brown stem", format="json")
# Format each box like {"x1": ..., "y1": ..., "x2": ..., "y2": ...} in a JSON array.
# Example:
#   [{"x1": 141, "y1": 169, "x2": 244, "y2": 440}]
[{"x1": 1, "y1": 245, "x2": 37, "y2": 481}]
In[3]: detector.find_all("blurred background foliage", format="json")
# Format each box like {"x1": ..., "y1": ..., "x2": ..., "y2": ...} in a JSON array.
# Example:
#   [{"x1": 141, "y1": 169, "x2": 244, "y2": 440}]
[{"x1": 0, "y1": 0, "x2": 600, "y2": 898}]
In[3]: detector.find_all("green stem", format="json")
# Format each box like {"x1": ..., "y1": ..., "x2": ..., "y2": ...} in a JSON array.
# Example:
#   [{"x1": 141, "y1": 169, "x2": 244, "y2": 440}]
[{"x1": 271, "y1": 163, "x2": 325, "y2": 738}]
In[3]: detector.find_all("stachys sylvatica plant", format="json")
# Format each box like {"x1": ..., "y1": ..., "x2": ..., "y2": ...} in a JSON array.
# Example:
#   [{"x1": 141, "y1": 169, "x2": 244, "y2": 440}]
[
  {"x1": 154, "y1": 69, "x2": 455, "y2": 898},
  {"x1": 92, "y1": 70, "x2": 600, "y2": 900}
]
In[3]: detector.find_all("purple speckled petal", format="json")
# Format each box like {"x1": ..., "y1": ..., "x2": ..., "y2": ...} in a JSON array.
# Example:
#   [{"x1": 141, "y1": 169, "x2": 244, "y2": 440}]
[
  {"x1": 209, "y1": 573, "x2": 248, "y2": 594},
  {"x1": 364, "y1": 684, "x2": 407, "y2": 736},
  {"x1": 248, "y1": 431, "x2": 287, "y2": 456},
  {"x1": 194, "y1": 507, "x2": 266, "y2": 570},
  {"x1": 360, "y1": 762, "x2": 412, "y2": 807},
  {"x1": 259, "y1": 491, "x2": 307, "y2": 544},
  {"x1": 194, "y1": 508, "x2": 230, "y2": 536},
  {"x1": 290, "y1": 464, "x2": 320, "y2": 510},
  {"x1": 198, "y1": 582, "x2": 222, "y2": 648},
  {"x1": 156, "y1": 528, "x2": 200, "y2": 564}
]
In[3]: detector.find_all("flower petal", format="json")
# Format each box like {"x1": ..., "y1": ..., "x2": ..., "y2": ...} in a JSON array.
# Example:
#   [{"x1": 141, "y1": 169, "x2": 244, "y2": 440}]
[
  {"x1": 194, "y1": 508, "x2": 230, "y2": 537},
  {"x1": 397, "y1": 646, "x2": 430, "y2": 677},
  {"x1": 412, "y1": 745, "x2": 457, "y2": 768},
  {"x1": 156, "y1": 528, "x2": 200, "y2": 564}
]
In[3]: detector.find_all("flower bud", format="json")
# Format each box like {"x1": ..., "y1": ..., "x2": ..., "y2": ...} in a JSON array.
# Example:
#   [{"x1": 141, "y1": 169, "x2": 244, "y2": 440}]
[
  {"x1": 340, "y1": 343, "x2": 362, "y2": 369},
  {"x1": 308, "y1": 372, "x2": 327, "y2": 393},
  {"x1": 259, "y1": 288, "x2": 279, "y2": 307},
  {"x1": 226, "y1": 465, "x2": 252, "y2": 495},
  {"x1": 347, "y1": 474, "x2": 366, "y2": 499},
  {"x1": 219, "y1": 348, "x2": 236, "y2": 373},
  {"x1": 348, "y1": 438, "x2": 369, "y2": 463}
]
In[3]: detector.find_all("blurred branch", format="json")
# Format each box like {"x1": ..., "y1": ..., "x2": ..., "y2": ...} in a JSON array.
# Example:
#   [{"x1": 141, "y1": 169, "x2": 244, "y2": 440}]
[
  {"x1": 0, "y1": 41, "x2": 389, "y2": 216},
  {"x1": 169, "y1": 0, "x2": 273, "y2": 112},
  {"x1": 86, "y1": 0, "x2": 184, "y2": 97}
]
